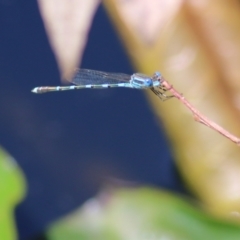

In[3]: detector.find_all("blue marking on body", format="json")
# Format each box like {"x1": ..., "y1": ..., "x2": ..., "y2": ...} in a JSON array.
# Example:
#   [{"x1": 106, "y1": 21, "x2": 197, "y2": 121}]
[{"x1": 143, "y1": 78, "x2": 153, "y2": 87}]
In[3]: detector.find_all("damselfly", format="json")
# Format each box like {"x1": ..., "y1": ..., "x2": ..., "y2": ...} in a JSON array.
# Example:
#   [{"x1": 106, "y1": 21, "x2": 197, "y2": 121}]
[{"x1": 31, "y1": 69, "x2": 171, "y2": 101}]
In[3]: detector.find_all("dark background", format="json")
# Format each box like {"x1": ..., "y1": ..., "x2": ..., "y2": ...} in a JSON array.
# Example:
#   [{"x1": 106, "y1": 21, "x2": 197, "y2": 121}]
[{"x1": 0, "y1": 1, "x2": 184, "y2": 239}]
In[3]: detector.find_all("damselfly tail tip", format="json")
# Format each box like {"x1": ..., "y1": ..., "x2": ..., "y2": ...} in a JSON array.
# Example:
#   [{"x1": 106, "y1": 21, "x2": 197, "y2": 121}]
[{"x1": 31, "y1": 87, "x2": 39, "y2": 93}]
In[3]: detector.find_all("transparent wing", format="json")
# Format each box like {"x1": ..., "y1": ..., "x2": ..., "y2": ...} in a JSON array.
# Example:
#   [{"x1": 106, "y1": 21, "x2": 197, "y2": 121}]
[{"x1": 69, "y1": 69, "x2": 132, "y2": 86}]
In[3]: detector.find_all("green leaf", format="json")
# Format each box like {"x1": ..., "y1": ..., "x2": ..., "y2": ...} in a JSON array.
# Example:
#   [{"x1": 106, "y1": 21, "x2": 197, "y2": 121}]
[
  {"x1": 0, "y1": 147, "x2": 26, "y2": 240},
  {"x1": 47, "y1": 187, "x2": 240, "y2": 240}
]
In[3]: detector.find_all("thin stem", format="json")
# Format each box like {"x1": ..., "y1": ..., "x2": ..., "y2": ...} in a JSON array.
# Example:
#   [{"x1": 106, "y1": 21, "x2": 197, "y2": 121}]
[{"x1": 160, "y1": 78, "x2": 240, "y2": 146}]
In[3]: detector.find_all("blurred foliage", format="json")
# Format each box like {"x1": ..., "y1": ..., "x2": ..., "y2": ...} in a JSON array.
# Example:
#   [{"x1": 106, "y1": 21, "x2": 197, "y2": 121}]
[
  {"x1": 104, "y1": 0, "x2": 240, "y2": 220},
  {"x1": 2, "y1": 0, "x2": 240, "y2": 239},
  {"x1": 37, "y1": 0, "x2": 240, "y2": 221},
  {"x1": 0, "y1": 147, "x2": 26, "y2": 240},
  {"x1": 47, "y1": 188, "x2": 240, "y2": 240}
]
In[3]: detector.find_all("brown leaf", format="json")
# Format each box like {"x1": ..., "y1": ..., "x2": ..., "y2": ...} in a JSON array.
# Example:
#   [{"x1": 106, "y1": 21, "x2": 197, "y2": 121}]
[
  {"x1": 104, "y1": 0, "x2": 240, "y2": 221},
  {"x1": 37, "y1": 0, "x2": 100, "y2": 80}
]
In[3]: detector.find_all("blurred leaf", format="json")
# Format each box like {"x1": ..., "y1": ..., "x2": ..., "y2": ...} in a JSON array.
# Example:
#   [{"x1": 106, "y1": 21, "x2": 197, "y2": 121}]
[
  {"x1": 0, "y1": 146, "x2": 26, "y2": 240},
  {"x1": 36, "y1": 0, "x2": 240, "y2": 222},
  {"x1": 47, "y1": 188, "x2": 240, "y2": 240},
  {"x1": 103, "y1": 0, "x2": 240, "y2": 220},
  {"x1": 37, "y1": 0, "x2": 101, "y2": 80}
]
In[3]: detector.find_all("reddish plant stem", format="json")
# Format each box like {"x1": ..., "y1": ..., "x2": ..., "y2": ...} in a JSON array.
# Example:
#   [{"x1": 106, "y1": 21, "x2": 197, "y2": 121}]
[{"x1": 161, "y1": 78, "x2": 240, "y2": 146}]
